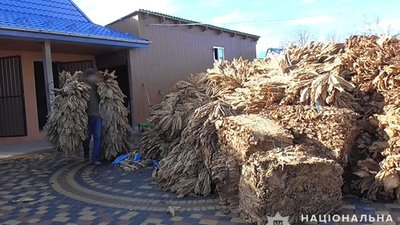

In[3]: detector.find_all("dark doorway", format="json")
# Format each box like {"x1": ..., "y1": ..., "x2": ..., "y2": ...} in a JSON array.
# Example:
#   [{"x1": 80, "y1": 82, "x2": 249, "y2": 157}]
[
  {"x1": 99, "y1": 65, "x2": 132, "y2": 125},
  {"x1": 34, "y1": 61, "x2": 60, "y2": 130},
  {"x1": 34, "y1": 60, "x2": 94, "y2": 130},
  {"x1": 62, "y1": 60, "x2": 94, "y2": 75},
  {"x1": 0, "y1": 56, "x2": 27, "y2": 137}
]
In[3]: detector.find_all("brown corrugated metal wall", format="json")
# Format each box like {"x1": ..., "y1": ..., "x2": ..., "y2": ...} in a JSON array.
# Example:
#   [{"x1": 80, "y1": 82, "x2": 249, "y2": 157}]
[
  {"x1": 0, "y1": 56, "x2": 27, "y2": 137},
  {"x1": 108, "y1": 14, "x2": 258, "y2": 123}
]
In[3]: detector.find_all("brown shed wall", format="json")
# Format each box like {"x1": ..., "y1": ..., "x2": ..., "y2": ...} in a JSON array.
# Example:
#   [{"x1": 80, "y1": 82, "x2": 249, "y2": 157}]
[{"x1": 108, "y1": 14, "x2": 257, "y2": 122}]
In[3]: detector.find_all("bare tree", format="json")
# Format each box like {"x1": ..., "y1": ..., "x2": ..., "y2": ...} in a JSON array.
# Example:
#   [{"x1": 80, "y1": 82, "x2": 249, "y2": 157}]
[
  {"x1": 326, "y1": 33, "x2": 341, "y2": 43},
  {"x1": 294, "y1": 28, "x2": 314, "y2": 46},
  {"x1": 385, "y1": 24, "x2": 392, "y2": 36},
  {"x1": 363, "y1": 16, "x2": 393, "y2": 36},
  {"x1": 281, "y1": 28, "x2": 315, "y2": 47}
]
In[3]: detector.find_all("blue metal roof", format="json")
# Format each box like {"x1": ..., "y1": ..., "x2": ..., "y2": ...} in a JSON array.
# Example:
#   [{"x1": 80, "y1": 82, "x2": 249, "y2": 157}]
[{"x1": 0, "y1": 0, "x2": 149, "y2": 48}]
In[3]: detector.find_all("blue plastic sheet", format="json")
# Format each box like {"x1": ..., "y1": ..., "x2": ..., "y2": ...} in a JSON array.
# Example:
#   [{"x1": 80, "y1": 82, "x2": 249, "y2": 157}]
[
  {"x1": 112, "y1": 154, "x2": 129, "y2": 166},
  {"x1": 133, "y1": 153, "x2": 142, "y2": 162},
  {"x1": 152, "y1": 160, "x2": 160, "y2": 169}
]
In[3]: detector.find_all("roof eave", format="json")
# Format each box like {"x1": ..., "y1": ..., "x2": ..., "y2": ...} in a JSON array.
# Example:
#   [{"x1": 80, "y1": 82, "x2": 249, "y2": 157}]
[
  {"x1": 0, "y1": 27, "x2": 149, "y2": 48},
  {"x1": 107, "y1": 10, "x2": 260, "y2": 41}
]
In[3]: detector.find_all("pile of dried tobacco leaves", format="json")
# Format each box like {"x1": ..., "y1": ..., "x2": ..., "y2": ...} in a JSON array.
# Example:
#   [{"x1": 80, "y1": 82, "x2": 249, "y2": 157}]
[{"x1": 141, "y1": 35, "x2": 400, "y2": 223}]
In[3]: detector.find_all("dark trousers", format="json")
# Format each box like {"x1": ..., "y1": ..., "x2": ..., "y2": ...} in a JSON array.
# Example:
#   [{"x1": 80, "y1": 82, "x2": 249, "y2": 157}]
[{"x1": 83, "y1": 116, "x2": 102, "y2": 162}]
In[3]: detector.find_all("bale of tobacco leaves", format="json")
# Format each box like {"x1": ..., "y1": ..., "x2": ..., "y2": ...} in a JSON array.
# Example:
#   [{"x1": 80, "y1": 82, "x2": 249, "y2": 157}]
[
  {"x1": 98, "y1": 70, "x2": 132, "y2": 160},
  {"x1": 45, "y1": 71, "x2": 89, "y2": 155},
  {"x1": 216, "y1": 114, "x2": 293, "y2": 163},
  {"x1": 210, "y1": 150, "x2": 241, "y2": 205},
  {"x1": 262, "y1": 105, "x2": 362, "y2": 166},
  {"x1": 211, "y1": 114, "x2": 293, "y2": 205},
  {"x1": 239, "y1": 145, "x2": 343, "y2": 224}
]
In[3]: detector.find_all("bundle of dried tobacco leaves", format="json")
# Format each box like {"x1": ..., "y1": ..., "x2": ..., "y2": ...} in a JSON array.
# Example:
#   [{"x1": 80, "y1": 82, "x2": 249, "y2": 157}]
[
  {"x1": 45, "y1": 71, "x2": 89, "y2": 155},
  {"x1": 98, "y1": 70, "x2": 132, "y2": 160},
  {"x1": 46, "y1": 70, "x2": 131, "y2": 160},
  {"x1": 155, "y1": 100, "x2": 236, "y2": 196}
]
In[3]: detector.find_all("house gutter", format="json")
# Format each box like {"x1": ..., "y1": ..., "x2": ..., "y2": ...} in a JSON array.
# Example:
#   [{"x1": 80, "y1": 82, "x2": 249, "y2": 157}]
[{"x1": 0, "y1": 26, "x2": 150, "y2": 48}]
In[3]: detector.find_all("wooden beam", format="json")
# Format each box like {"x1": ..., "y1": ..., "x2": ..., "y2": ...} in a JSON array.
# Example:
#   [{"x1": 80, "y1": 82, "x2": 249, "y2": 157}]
[
  {"x1": 126, "y1": 48, "x2": 136, "y2": 126},
  {"x1": 43, "y1": 41, "x2": 54, "y2": 112},
  {"x1": 142, "y1": 12, "x2": 149, "y2": 20},
  {"x1": 202, "y1": 25, "x2": 208, "y2": 32},
  {"x1": 159, "y1": 16, "x2": 166, "y2": 23},
  {"x1": 173, "y1": 20, "x2": 181, "y2": 28}
]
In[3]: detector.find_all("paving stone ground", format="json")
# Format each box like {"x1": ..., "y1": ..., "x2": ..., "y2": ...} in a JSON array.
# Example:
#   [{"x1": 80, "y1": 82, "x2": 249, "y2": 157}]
[{"x1": 0, "y1": 152, "x2": 399, "y2": 225}]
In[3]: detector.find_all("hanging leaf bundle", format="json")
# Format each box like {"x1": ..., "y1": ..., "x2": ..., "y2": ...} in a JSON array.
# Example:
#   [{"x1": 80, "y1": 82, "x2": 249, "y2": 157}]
[
  {"x1": 98, "y1": 70, "x2": 132, "y2": 160},
  {"x1": 141, "y1": 78, "x2": 210, "y2": 159},
  {"x1": 156, "y1": 100, "x2": 236, "y2": 196},
  {"x1": 44, "y1": 71, "x2": 89, "y2": 155}
]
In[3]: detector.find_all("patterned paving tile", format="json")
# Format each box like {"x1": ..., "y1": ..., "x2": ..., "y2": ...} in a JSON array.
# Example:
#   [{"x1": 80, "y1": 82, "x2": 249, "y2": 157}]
[{"x1": 0, "y1": 152, "x2": 400, "y2": 225}]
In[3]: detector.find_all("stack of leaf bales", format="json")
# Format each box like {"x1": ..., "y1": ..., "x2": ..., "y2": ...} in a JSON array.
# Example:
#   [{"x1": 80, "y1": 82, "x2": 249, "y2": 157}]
[
  {"x1": 212, "y1": 114, "x2": 293, "y2": 205},
  {"x1": 216, "y1": 114, "x2": 293, "y2": 163},
  {"x1": 239, "y1": 146, "x2": 343, "y2": 224},
  {"x1": 263, "y1": 105, "x2": 361, "y2": 166},
  {"x1": 210, "y1": 151, "x2": 241, "y2": 205},
  {"x1": 214, "y1": 112, "x2": 349, "y2": 221}
]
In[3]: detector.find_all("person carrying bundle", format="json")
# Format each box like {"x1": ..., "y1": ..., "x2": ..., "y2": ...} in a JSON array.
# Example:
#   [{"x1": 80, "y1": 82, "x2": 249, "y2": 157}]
[
  {"x1": 63, "y1": 68, "x2": 102, "y2": 165},
  {"x1": 82, "y1": 68, "x2": 102, "y2": 165}
]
